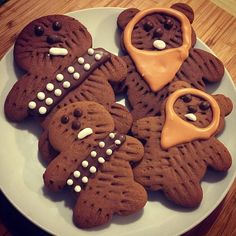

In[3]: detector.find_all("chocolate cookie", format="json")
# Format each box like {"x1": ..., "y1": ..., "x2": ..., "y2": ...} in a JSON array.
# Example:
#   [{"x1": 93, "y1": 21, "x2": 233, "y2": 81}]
[
  {"x1": 132, "y1": 82, "x2": 233, "y2": 207},
  {"x1": 43, "y1": 101, "x2": 147, "y2": 228},
  {"x1": 116, "y1": 3, "x2": 224, "y2": 121}
]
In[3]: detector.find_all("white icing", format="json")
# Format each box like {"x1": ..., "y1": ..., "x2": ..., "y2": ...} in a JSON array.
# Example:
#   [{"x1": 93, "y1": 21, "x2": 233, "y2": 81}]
[
  {"x1": 38, "y1": 106, "x2": 47, "y2": 114},
  {"x1": 95, "y1": 54, "x2": 102, "y2": 61},
  {"x1": 84, "y1": 63, "x2": 90, "y2": 71},
  {"x1": 68, "y1": 66, "x2": 75, "y2": 74},
  {"x1": 98, "y1": 157, "x2": 105, "y2": 164},
  {"x1": 77, "y1": 128, "x2": 93, "y2": 140},
  {"x1": 56, "y1": 74, "x2": 64, "y2": 81},
  {"x1": 49, "y1": 47, "x2": 68, "y2": 56},
  {"x1": 109, "y1": 133, "x2": 115, "y2": 139},
  {"x1": 46, "y1": 83, "x2": 54, "y2": 91},
  {"x1": 73, "y1": 170, "x2": 81, "y2": 178},
  {"x1": 45, "y1": 97, "x2": 53, "y2": 105},
  {"x1": 99, "y1": 141, "x2": 105, "y2": 148},
  {"x1": 73, "y1": 72, "x2": 80, "y2": 80},
  {"x1": 82, "y1": 160, "x2": 89, "y2": 168},
  {"x1": 74, "y1": 185, "x2": 81, "y2": 192},
  {"x1": 78, "y1": 57, "x2": 85, "y2": 64},
  {"x1": 184, "y1": 113, "x2": 197, "y2": 121},
  {"x1": 91, "y1": 151, "x2": 97, "y2": 157},
  {"x1": 63, "y1": 81, "x2": 71, "y2": 89},
  {"x1": 88, "y1": 48, "x2": 94, "y2": 55},
  {"x1": 28, "y1": 101, "x2": 36, "y2": 109},
  {"x1": 153, "y1": 40, "x2": 166, "y2": 50},
  {"x1": 89, "y1": 166, "x2": 96, "y2": 174},
  {"x1": 67, "y1": 179, "x2": 73, "y2": 186},
  {"x1": 37, "y1": 92, "x2": 45, "y2": 100},
  {"x1": 82, "y1": 176, "x2": 88, "y2": 183},
  {"x1": 54, "y1": 89, "x2": 62, "y2": 97},
  {"x1": 115, "y1": 139, "x2": 121, "y2": 145},
  {"x1": 106, "y1": 149, "x2": 112, "y2": 156}
]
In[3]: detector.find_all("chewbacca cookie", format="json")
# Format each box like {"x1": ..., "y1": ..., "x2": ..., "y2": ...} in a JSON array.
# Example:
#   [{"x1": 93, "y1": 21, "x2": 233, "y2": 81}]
[
  {"x1": 132, "y1": 82, "x2": 233, "y2": 207},
  {"x1": 116, "y1": 3, "x2": 224, "y2": 120},
  {"x1": 43, "y1": 101, "x2": 147, "y2": 228}
]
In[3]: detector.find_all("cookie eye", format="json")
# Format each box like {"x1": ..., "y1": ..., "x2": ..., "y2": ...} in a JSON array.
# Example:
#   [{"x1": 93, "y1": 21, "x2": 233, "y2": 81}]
[
  {"x1": 61, "y1": 115, "x2": 69, "y2": 124},
  {"x1": 73, "y1": 108, "x2": 82, "y2": 117},
  {"x1": 143, "y1": 21, "x2": 153, "y2": 31},
  {"x1": 52, "y1": 21, "x2": 62, "y2": 31},
  {"x1": 71, "y1": 121, "x2": 81, "y2": 130},
  {"x1": 181, "y1": 94, "x2": 192, "y2": 103},
  {"x1": 153, "y1": 28, "x2": 163, "y2": 38},
  {"x1": 188, "y1": 105, "x2": 197, "y2": 113},
  {"x1": 164, "y1": 18, "x2": 173, "y2": 29},
  {"x1": 34, "y1": 25, "x2": 44, "y2": 36},
  {"x1": 199, "y1": 101, "x2": 210, "y2": 110}
]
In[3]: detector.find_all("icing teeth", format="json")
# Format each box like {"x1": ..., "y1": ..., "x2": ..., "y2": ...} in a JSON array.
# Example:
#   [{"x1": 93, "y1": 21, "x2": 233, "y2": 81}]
[
  {"x1": 153, "y1": 40, "x2": 166, "y2": 50},
  {"x1": 77, "y1": 128, "x2": 93, "y2": 140},
  {"x1": 49, "y1": 47, "x2": 68, "y2": 56},
  {"x1": 184, "y1": 113, "x2": 197, "y2": 121}
]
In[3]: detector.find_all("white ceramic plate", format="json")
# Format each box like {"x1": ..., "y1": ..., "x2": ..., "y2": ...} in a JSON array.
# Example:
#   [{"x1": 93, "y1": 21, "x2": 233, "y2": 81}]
[{"x1": 0, "y1": 7, "x2": 235, "y2": 236}]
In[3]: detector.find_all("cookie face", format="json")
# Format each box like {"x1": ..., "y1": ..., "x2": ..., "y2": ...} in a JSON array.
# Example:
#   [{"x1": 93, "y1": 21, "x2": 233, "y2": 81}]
[
  {"x1": 131, "y1": 85, "x2": 233, "y2": 207},
  {"x1": 116, "y1": 4, "x2": 224, "y2": 121},
  {"x1": 43, "y1": 101, "x2": 147, "y2": 228},
  {"x1": 14, "y1": 15, "x2": 92, "y2": 74}
]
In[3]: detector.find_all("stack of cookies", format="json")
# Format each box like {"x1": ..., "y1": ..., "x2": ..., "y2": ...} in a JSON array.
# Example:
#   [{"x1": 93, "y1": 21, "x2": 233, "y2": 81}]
[{"x1": 4, "y1": 3, "x2": 233, "y2": 229}]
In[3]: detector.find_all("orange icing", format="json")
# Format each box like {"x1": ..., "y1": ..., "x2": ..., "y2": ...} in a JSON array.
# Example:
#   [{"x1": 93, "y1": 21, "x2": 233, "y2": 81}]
[
  {"x1": 123, "y1": 8, "x2": 192, "y2": 92},
  {"x1": 161, "y1": 88, "x2": 220, "y2": 149}
]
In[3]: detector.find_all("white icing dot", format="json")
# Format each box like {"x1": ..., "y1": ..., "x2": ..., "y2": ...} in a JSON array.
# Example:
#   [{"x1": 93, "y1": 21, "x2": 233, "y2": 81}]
[
  {"x1": 106, "y1": 149, "x2": 113, "y2": 156},
  {"x1": 99, "y1": 141, "x2": 105, "y2": 148},
  {"x1": 98, "y1": 157, "x2": 105, "y2": 164},
  {"x1": 46, "y1": 83, "x2": 54, "y2": 91},
  {"x1": 74, "y1": 185, "x2": 81, "y2": 192},
  {"x1": 67, "y1": 66, "x2": 75, "y2": 73},
  {"x1": 95, "y1": 54, "x2": 102, "y2": 61},
  {"x1": 67, "y1": 179, "x2": 73, "y2": 186},
  {"x1": 109, "y1": 133, "x2": 115, "y2": 139},
  {"x1": 38, "y1": 106, "x2": 47, "y2": 115},
  {"x1": 54, "y1": 89, "x2": 62, "y2": 96},
  {"x1": 91, "y1": 151, "x2": 97, "y2": 158},
  {"x1": 184, "y1": 113, "x2": 197, "y2": 122},
  {"x1": 63, "y1": 81, "x2": 71, "y2": 89},
  {"x1": 73, "y1": 72, "x2": 80, "y2": 80},
  {"x1": 77, "y1": 128, "x2": 93, "y2": 140},
  {"x1": 45, "y1": 97, "x2": 53, "y2": 105},
  {"x1": 28, "y1": 101, "x2": 36, "y2": 109},
  {"x1": 82, "y1": 160, "x2": 89, "y2": 168},
  {"x1": 115, "y1": 139, "x2": 121, "y2": 145},
  {"x1": 82, "y1": 176, "x2": 88, "y2": 183},
  {"x1": 153, "y1": 39, "x2": 166, "y2": 50},
  {"x1": 88, "y1": 48, "x2": 94, "y2": 55},
  {"x1": 56, "y1": 74, "x2": 64, "y2": 81},
  {"x1": 89, "y1": 166, "x2": 97, "y2": 174},
  {"x1": 78, "y1": 57, "x2": 85, "y2": 64},
  {"x1": 84, "y1": 63, "x2": 90, "y2": 71},
  {"x1": 37, "y1": 92, "x2": 45, "y2": 100},
  {"x1": 73, "y1": 170, "x2": 81, "y2": 178}
]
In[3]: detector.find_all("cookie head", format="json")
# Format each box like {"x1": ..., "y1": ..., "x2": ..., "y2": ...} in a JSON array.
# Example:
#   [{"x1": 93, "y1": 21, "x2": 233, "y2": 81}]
[
  {"x1": 123, "y1": 8, "x2": 193, "y2": 92},
  {"x1": 161, "y1": 88, "x2": 220, "y2": 149},
  {"x1": 48, "y1": 101, "x2": 115, "y2": 153},
  {"x1": 14, "y1": 15, "x2": 92, "y2": 73}
]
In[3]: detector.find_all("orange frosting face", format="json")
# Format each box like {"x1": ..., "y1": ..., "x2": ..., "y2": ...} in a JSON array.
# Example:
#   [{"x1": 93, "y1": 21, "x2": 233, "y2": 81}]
[
  {"x1": 161, "y1": 88, "x2": 220, "y2": 149},
  {"x1": 123, "y1": 8, "x2": 192, "y2": 92}
]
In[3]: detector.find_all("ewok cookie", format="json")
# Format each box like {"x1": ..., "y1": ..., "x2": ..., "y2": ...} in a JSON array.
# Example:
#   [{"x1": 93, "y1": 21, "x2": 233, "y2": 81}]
[
  {"x1": 3, "y1": 15, "x2": 132, "y2": 161},
  {"x1": 132, "y1": 82, "x2": 233, "y2": 207},
  {"x1": 116, "y1": 3, "x2": 224, "y2": 120},
  {"x1": 43, "y1": 101, "x2": 147, "y2": 228}
]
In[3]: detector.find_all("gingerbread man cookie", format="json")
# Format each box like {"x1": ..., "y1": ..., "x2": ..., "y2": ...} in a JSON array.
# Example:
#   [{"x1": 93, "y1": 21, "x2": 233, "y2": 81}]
[{"x1": 43, "y1": 101, "x2": 147, "y2": 228}]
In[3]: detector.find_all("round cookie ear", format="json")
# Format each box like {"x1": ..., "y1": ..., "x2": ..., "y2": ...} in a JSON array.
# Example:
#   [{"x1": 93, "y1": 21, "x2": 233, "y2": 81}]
[
  {"x1": 171, "y1": 3, "x2": 194, "y2": 24},
  {"x1": 117, "y1": 8, "x2": 140, "y2": 30},
  {"x1": 213, "y1": 94, "x2": 233, "y2": 117}
]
